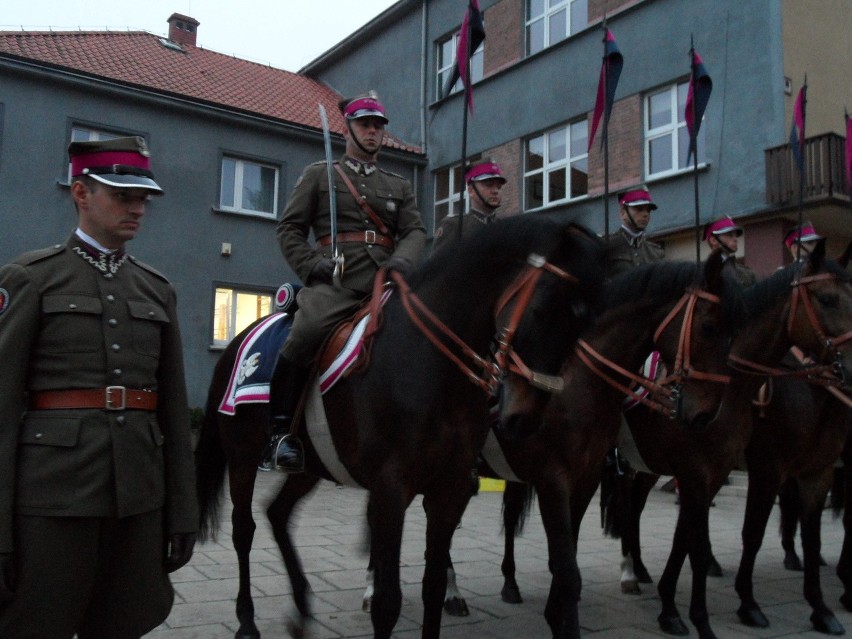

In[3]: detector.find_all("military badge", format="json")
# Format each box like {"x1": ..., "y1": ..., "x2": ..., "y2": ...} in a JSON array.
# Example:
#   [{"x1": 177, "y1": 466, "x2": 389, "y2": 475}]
[
  {"x1": 0, "y1": 288, "x2": 8, "y2": 316},
  {"x1": 386, "y1": 201, "x2": 397, "y2": 213}
]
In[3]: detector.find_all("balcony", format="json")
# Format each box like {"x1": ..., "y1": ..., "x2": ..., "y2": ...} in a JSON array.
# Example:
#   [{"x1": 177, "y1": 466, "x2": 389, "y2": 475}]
[{"x1": 764, "y1": 133, "x2": 849, "y2": 206}]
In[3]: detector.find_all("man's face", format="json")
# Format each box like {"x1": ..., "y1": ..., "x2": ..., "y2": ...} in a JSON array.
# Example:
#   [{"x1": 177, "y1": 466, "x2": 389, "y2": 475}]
[
  {"x1": 708, "y1": 231, "x2": 739, "y2": 254},
  {"x1": 621, "y1": 204, "x2": 652, "y2": 232},
  {"x1": 789, "y1": 239, "x2": 817, "y2": 259},
  {"x1": 72, "y1": 180, "x2": 150, "y2": 249},
  {"x1": 345, "y1": 117, "x2": 385, "y2": 159},
  {"x1": 467, "y1": 178, "x2": 504, "y2": 211}
]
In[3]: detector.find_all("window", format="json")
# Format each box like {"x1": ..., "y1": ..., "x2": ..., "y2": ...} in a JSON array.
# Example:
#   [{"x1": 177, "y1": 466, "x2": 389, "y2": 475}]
[
  {"x1": 219, "y1": 155, "x2": 279, "y2": 217},
  {"x1": 212, "y1": 287, "x2": 273, "y2": 346},
  {"x1": 526, "y1": 0, "x2": 588, "y2": 56},
  {"x1": 524, "y1": 120, "x2": 588, "y2": 210},
  {"x1": 67, "y1": 126, "x2": 122, "y2": 182},
  {"x1": 433, "y1": 163, "x2": 466, "y2": 229},
  {"x1": 645, "y1": 82, "x2": 707, "y2": 178},
  {"x1": 436, "y1": 30, "x2": 484, "y2": 98}
]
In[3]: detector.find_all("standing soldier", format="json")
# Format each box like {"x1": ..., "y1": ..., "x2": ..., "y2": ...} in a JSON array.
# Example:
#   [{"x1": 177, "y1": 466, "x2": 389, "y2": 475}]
[
  {"x1": 261, "y1": 91, "x2": 427, "y2": 473},
  {"x1": 0, "y1": 137, "x2": 198, "y2": 638},
  {"x1": 703, "y1": 215, "x2": 757, "y2": 286},
  {"x1": 432, "y1": 157, "x2": 506, "y2": 254},
  {"x1": 605, "y1": 185, "x2": 665, "y2": 279}
]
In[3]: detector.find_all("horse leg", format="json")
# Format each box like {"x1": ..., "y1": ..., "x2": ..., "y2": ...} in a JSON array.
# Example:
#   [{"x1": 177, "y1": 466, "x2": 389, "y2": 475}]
[
  {"x1": 537, "y1": 483, "x2": 581, "y2": 639},
  {"x1": 656, "y1": 499, "x2": 692, "y2": 636},
  {"x1": 625, "y1": 472, "x2": 659, "y2": 587},
  {"x1": 734, "y1": 469, "x2": 779, "y2": 629},
  {"x1": 368, "y1": 487, "x2": 409, "y2": 639},
  {"x1": 800, "y1": 475, "x2": 844, "y2": 635},
  {"x1": 443, "y1": 551, "x2": 469, "y2": 616},
  {"x1": 837, "y1": 450, "x2": 852, "y2": 611},
  {"x1": 681, "y1": 484, "x2": 717, "y2": 639},
  {"x1": 265, "y1": 473, "x2": 320, "y2": 636},
  {"x1": 227, "y1": 462, "x2": 262, "y2": 639},
  {"x1": 779, "y1": 480, "x2": 804, "y2": 571},
  {"x1": 501, "y1": 481, "x2": 527, "y2": 604}
]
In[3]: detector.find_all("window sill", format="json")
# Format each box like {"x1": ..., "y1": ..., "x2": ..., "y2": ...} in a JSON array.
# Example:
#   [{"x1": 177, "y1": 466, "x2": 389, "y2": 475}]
[{"x1": 211, "y1": 206, "x2": 278, "y2": 221}]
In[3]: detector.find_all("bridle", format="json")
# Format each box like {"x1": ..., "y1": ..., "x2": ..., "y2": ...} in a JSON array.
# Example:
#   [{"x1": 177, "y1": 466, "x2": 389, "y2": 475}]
[
  {"x1": 728, "y1": 272, "x2": 852, "y2": 391},
  {"x1": 575, "y1": 288, "x2": 730, "y2": 419},
  {"x1": 375, "y1": 253, "x2": 579, "y2": 396}
]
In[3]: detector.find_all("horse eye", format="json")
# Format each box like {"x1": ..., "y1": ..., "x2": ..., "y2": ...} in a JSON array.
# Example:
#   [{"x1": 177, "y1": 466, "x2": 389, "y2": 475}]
[{"x1": 816, "y1": 293, "x2": 838, "y2": 308}]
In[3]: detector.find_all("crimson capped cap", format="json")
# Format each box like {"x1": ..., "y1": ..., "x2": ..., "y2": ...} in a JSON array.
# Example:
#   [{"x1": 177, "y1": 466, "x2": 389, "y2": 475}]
[
  {"x1": 338, "y1": 91, "x2": 388, "y2": 124},
  {"x1": 704, "y1": 216, "x2": 743, "y2": 242},
  {"x1": 784, "y1": 222, "x2": 823, "y2": 248},
  {"x1": 68, "y1": 136, "x2": 163, "y2": 194},
  {"x1": 465, "y1": 157, "x2": 506, "y2": 184},
  {"x1": 618, "y1": 185, "x2": 657, "y2": 210}
]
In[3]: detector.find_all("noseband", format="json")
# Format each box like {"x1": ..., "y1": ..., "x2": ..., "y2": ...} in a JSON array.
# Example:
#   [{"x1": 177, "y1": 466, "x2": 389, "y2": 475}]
[{"x1": 576, "y1": 287, "x2": 729, "y2": 419}]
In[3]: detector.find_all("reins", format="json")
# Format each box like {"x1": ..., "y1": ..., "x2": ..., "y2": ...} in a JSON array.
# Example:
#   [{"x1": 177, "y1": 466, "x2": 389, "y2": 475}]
[
  {"x1": 575, "y1": 287, "x2": 729, "y2": 419},
  {"x1": 378, "y1": 253, "x2": 578, "y2": 396}
]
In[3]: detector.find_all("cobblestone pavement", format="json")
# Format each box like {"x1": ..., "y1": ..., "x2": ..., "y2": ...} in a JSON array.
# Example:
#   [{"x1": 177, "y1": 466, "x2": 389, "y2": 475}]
[{"x1": 147, "y1": 472, "x2": 849, "y2": 638}]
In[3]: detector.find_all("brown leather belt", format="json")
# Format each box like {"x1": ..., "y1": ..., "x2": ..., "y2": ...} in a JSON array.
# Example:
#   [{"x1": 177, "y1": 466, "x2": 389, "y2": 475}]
[
  {"x1": 317, "y1": 231, "x2": 394, "y2": 250},
  {"x1": 28, "y1": 387, "x2": 158, "y2": 411}
]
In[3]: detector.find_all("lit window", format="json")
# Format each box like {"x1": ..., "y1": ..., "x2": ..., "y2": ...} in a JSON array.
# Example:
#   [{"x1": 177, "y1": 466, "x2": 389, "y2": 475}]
[
  {"x1": 524, "y1": 120, "x2": 588, "y2": 210},
  {"x1": 433, "y1": 163, "x2": 467, "y2": 230},
  {"x1": 67, "y1": 126, "x2": 122, "y2": 182},
  {"x1": 526, "y1": 0, "x2": 588, "y2": 56},
  {"x1": 436, "y1": 30, "x2": 484, "y2": 99},
  {"x1": 220, "y1": 156, "x2": 279, "y2": 217},
  {"x1": 645, "y1": 82, "x2": 706, "y2": 178},
  {"x1": 212, "y1": 287, "x2": 273, "y2": 346}
]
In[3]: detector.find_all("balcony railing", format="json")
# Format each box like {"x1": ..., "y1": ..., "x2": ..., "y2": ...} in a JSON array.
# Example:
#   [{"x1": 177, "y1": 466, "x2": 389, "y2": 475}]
[{"x1": 765, "y1": 133, "x2": 848, "y2": 206}]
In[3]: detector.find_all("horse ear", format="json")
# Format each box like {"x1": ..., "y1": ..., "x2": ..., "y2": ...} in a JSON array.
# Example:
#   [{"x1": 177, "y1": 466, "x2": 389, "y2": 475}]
[
  {"x1": 809, "y1": 238, "x2": 826, "y2": 271},
  {"x1": 703, "y1": 248, "x2": 724, "y2": 293},
  {"x1": 837, "y1": 241, "x2": 852, "y2": 269}
]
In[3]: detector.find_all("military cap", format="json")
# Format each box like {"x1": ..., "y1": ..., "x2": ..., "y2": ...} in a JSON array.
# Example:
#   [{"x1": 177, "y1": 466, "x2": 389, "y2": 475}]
[
  {"x1": 618, "y1": 185, "x2": 657, "y2": 210},
  {"x1": 784, "y1": 222, "x2": 823, "y2": 248},
  {"x1": 338, "y1": 91, "x2": 388, "y2": 124},
  {"x1": 465, "y1": 158, "x2": 506, "y2": 184},
  {"x1": 68, "y1": 136, "x2": 163, "y2": 193},
  {"x1": 704, "y1": 216, "x2": 743, "y2": 242}
]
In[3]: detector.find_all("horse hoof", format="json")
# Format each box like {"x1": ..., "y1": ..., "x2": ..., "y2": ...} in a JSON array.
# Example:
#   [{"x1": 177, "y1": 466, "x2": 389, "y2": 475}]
[
  {"x1": 840, "y1": 593, "x2": 852, "y2": 613},
  {"x1": 657, "y1": 613, "x2": 690, "y2": 635},
  {"x1": 235, "y1": 631, "x2": 260, "y2": 639},
  {"x1": 707, "y1": 558, "x2": 723, "y2": 578},
  {"x1": 362, "y1": 597, "x2": 371, "y2": 612},
  {"x1": 635, "y1": 565, "x2": 654, "y2": 584},
  {"x1": 286, "y1": 618, "x2": 305, "y2": 639},
  {"x1": 737, "y1": 604, "x2": 769, "y2": 628},
  {"x1": 621, "y1": 580, "x2": 642, "y2": 595},
  {"x1": 811, "y1": 611, "x2": 845, "y2": 635},
  {"x1": 784, "y1": 554, "x2": 804, "y2": 571},
  {"x1": 501, "y1": 583, "x2": 523, "y2": 604},
  {"x1": 444, "y1": 597, "x2": 470, "y2": 617}
]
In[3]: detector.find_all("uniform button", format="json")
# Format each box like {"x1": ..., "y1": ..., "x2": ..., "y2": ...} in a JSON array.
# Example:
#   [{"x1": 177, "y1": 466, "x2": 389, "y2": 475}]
[
  {"x1": 116, "y1": 415, "x2": 125, "y2": 424},
  {"x1": 69, "y1": 303, "x2": 77, "y2": 309},
  {"x1": 106, "y1": 294, "x2": 115, "y2": 302},
  {"x1": 109, "y1": 319, "x2": 118, "y2": 327},
  {"x1": 148, "y1": 311, "x2": 155, "y2": 317},
  {"x1": 111, "y1": 344, "x2": 121, "y2": 352},
  {"x1": 104, "y1": 273, "x2": 114, "y2": 280},
  {"x1": 113, "y1": 368, "x2": 122, "y2": 376},
  {"x1": 35, "y1": 433, "x2": 43, "y2": 439}
]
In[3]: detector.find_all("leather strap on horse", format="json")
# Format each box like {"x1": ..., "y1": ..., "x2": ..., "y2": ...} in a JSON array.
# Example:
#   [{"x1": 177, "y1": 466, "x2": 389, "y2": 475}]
[{"x1": 333, "y1": 163, "x2": 391, "y2": 236}]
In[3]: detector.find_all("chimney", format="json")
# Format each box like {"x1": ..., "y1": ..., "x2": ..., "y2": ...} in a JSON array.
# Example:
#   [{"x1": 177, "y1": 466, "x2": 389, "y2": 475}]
[{"x1": 167, "y1": 13, "x2": 200, "y2": 47}]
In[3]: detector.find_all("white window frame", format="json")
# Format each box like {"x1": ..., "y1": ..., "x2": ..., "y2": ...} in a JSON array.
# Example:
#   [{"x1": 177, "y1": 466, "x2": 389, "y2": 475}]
[
  {"x1": 219, "y1": 155, "x2": 279, "y2": 218},
  {"x1": 644, "y1": 81, "x2": 707, "y2": 179},
  {"x1": 433, "y1": 163, "x2": 467, "y2": 231},
  {"x1": 436, "y1": 29, "x2": 485, "y2": 99},
  {"x1": 526, "y1": 0, "x2": 588, "y2": 56},
  {"x1": 211, "y1": 286, "x2": 274, "y2": 348},
  {"x1": 524, "y1": 120, "x2": 589, "y2": 211}
]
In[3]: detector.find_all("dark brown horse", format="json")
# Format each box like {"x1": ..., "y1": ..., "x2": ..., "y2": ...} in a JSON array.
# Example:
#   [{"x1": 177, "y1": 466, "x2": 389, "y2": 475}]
[
  {"x1": 195, "y1": 216, "x2": 605, "y2": 639},
  {"x1": 600, "y1": 243, "x2": 852, "y2": 639}
]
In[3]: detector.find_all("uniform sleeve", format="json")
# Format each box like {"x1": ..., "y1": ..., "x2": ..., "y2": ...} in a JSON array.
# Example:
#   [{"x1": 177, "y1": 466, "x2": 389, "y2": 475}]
[
  {"x1": 431, "y1": 216, "x2": 459, "y2": 256},
  {"x1": 156, "y1": 286, "x2": 199, "y2": 535},
  {"x1": 388, "y1": 179, "x2": 426, "y2": 266},
  {"x1": 277, "y1": 165, "x2": 323, "y2": 284},
  {"x1": 0, "y1": 264, "x2": 39, "y2": 552}
]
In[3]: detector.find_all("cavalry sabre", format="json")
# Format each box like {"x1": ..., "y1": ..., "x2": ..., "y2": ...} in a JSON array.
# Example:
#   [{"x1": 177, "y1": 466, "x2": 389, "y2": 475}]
[{"x1": 319, "y1": 104, "x2": 344, "y2": 286}]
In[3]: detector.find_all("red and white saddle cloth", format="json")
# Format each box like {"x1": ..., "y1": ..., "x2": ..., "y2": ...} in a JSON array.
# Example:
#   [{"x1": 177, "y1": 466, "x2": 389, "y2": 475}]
[{"x1": 622, "y1": 351, "x2": 662, "y2": 411}]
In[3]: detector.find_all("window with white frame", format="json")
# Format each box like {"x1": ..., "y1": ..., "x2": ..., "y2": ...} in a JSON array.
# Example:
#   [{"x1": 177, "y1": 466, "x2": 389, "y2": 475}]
[
  {"x1": 211, "y1": 286, "x2": 273, "y2": 346},
  {"x1": 67, "y1": 126, "x2": 122, "y2": 182},
  {"x1": 526, "y1": 0, "x2": 588, "y2": 56},
  {"x1": 433, "y1": 163, "x2": 466, "y2": 228},
  {"x1": 219, "y1": 155, "x2": 279, "y2": 217},
  {"x1": 524, "y1": 120, "x2": 588, "y2": 210},
  {"x1": 436, "y1": 30, "x2": 484, "y2": 99},
  {"x1": 645, "y1": 82, "x2": 707, "y2": 178}
]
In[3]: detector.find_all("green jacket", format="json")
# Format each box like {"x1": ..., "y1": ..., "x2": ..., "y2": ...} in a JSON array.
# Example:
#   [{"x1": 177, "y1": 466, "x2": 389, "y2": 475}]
[{"x1": 605, "y1": 228, "x2": 665, "y2": 279}]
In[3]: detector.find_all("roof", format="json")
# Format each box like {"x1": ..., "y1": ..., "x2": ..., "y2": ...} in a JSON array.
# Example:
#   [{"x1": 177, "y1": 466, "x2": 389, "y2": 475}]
[{"x1": 0, "y1": 30, "x2": 420, "y2": 154}]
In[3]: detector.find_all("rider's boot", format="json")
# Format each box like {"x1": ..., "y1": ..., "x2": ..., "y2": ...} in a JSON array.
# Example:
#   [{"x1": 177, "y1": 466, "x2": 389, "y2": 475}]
[{"x1": 258, "y1": 354, "x2": 309, "y2": 473}]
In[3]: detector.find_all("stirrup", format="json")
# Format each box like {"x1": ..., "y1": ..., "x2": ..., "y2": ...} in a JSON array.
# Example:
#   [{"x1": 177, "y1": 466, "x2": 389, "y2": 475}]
[{"x1": 273, "y1": 435, "x2": 304, "y2": 473}]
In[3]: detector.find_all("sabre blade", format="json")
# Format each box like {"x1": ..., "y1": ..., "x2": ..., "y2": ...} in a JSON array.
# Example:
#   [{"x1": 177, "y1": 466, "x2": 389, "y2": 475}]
[{"x1": 318, "y1": 104, "x2": 339, "y2": 262}]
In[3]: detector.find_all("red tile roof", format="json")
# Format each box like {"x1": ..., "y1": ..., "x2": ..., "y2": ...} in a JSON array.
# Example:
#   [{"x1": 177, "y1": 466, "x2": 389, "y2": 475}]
[{"x1": 0, "y1": 30, "x2": 420, "y2": 154}]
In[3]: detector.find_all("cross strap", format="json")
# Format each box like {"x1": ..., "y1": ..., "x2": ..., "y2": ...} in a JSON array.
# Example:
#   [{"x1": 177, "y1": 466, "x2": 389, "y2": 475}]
[{"x1": 333, "y1": 163, "x2": 391, "y2": 237}]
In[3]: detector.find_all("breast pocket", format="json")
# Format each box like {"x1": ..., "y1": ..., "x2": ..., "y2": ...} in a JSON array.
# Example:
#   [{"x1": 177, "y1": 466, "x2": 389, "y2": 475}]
[
  {"x1": 41, "y1": 295, "x2": 102, "y2": 353},
  {"x1": 127, "y1": 300, "x2": 170, "y2": 358}
]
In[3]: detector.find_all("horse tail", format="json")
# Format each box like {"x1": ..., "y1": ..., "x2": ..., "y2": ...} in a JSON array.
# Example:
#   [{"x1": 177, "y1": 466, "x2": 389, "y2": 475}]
[
  {"x1": 501, "y1": 481, "x2": 535, "y2": 537},
  {"x1": 195, "y1": 376, "x2": 228, "y2": 542},
  {"x1": 600, "y1": 448, "x2": 629, "y2": 539}
]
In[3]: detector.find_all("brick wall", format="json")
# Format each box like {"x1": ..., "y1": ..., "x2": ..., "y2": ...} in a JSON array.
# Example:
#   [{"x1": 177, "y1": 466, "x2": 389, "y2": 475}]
[
  {"x1": 484, "y1": 139, "x2": 523, "y2": 217},
  {"x1": 586, "y1": 94, "x2": 643, "y2": 196},
  {"x1": 485, "y1": 0, "x2": 523, "y2": 75}
]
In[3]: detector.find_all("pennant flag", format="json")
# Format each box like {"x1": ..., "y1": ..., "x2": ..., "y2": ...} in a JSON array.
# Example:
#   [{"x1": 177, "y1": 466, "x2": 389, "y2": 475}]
[
  {"x1": 789, "y1": 83, "x2": 807, "y2": 173},
  {"x1": 845, "y1": 109, "x2": 851, "y2": 194},
  {"x1": 442, "y1": 0, "x2": 486, "y2": 113},
  {"x1": 685, "y1": 47, "x2": 712, "y2": 162},
  {"x1": 588, "y1": 28, "x2": 623, "y2": 151}
]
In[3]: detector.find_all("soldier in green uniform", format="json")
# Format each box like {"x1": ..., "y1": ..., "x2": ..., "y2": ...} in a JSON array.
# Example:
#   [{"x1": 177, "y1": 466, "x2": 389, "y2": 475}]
[
  {"x1": 605, "y1": 185, "x2": 665, "y2": 279},
  {"x1": 261, "y1": 92, "x2": 426, "y2": 472},
  {"x1": 432, "y1": 157, "x2": 506, "y2": 254},
  {"x1": 0, "y1": 137, "x2": 198, "y2": 638},
  {"x1": 703, "y1": 215, "x2": 757, "y2": 286}
]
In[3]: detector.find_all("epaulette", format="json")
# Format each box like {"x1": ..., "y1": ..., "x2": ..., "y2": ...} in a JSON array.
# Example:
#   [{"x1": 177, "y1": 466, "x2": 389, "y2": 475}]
[
  {"x1": 128, "y1": 255, "x2": 170, "y2": 283},
  {"x1": 13, "y1": 244, "x2": 65, "y2": 266}
]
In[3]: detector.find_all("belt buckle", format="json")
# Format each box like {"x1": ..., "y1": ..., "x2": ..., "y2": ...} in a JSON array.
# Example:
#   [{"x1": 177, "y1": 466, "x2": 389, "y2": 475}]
[
  {"x1": 365, "y1": 230, "x2": 376, "y2": 245},
  {"x1": 105, "y1": 386, "x2": 127, "y2": 410}
]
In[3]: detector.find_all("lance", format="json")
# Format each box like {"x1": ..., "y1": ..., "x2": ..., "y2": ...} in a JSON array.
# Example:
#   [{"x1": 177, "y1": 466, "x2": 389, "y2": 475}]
[{"x1": 319, "y1": 104, "x2": 344, "y2": 286}]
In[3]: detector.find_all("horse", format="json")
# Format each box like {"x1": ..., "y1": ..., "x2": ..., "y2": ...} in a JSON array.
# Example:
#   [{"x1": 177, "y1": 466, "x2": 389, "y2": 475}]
[
  {"x1": 194, "y1": 215, "x2": 606, "y2": 639},
  {"x1": 598, "y1": 242, "x2": 852, "y2": 639},
  {"x1": 375, "y1": 253, "x2": 743, "y2": 628}
]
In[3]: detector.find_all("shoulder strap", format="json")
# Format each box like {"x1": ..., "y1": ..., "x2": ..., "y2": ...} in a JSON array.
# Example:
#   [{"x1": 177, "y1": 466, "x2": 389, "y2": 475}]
[{"x1": 333, "y1": 163, "x2": 391, "y2": 236}]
